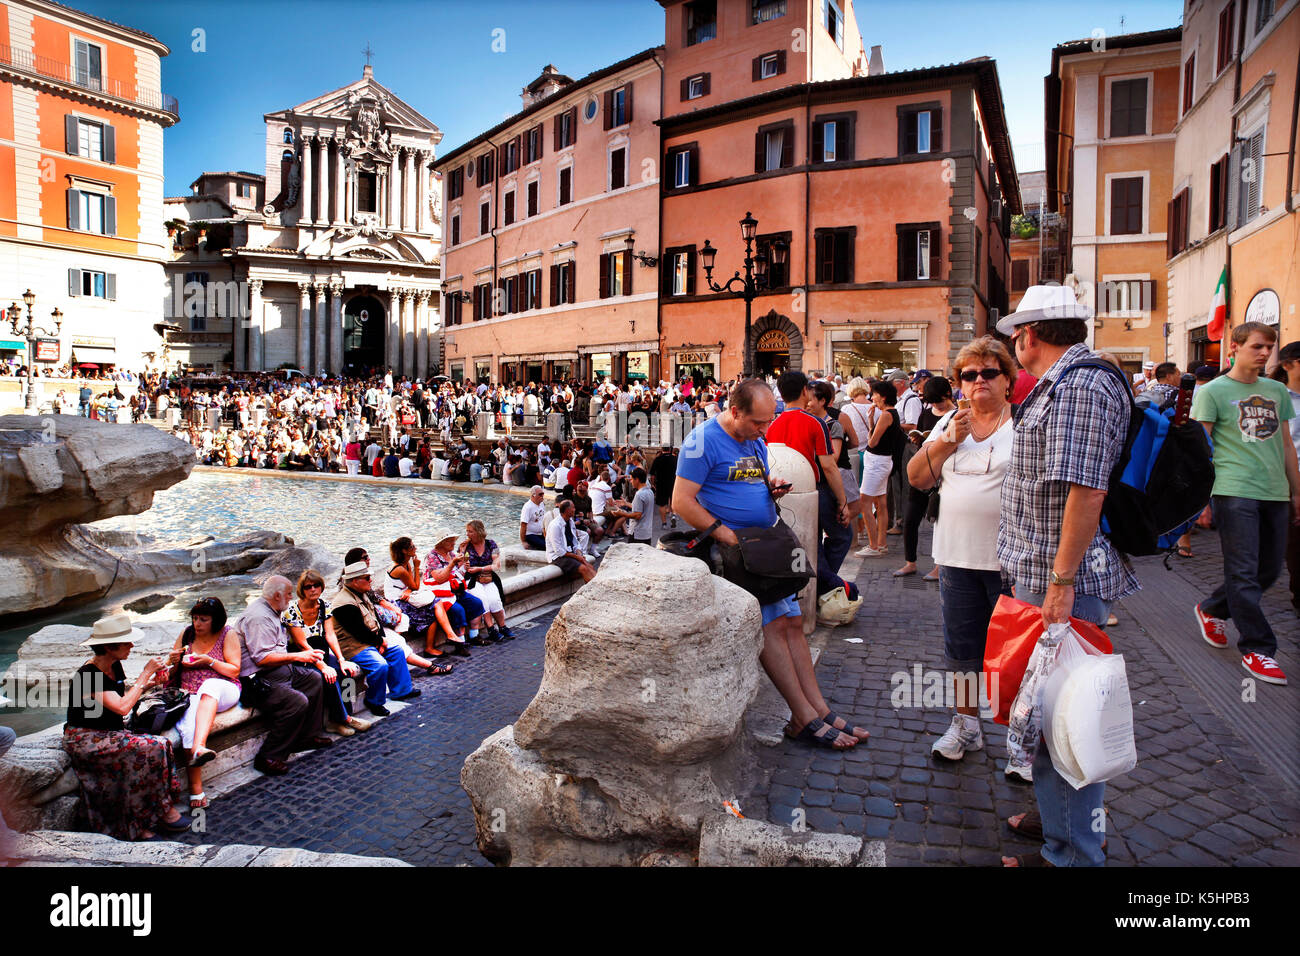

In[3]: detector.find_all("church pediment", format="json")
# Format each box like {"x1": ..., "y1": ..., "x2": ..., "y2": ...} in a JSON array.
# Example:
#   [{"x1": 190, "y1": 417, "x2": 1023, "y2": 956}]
[
  {"x1": 302, "y1": 226, "x2": 431, "y2": 265},
  {"x1": 275, "y1": 72, "x2": 440, "y2": 138}
]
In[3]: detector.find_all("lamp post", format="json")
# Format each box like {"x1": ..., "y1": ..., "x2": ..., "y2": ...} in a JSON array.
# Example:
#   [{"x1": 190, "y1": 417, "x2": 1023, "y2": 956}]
[
  {"x1": 700, "y1": 212, "x2": 787, "y2": 378},
  {"x1": 7, "y1": 289, "x2": 63, "y2": 414}
]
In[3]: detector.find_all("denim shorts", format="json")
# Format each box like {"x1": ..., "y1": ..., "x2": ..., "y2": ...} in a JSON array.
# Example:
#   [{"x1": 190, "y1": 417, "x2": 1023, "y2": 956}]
[
  {"x1": 761, "y1": 594, "x2": 801, "y2": 627},
  {"x1": 940, "y1": 566, "x2": 1011, "y2": 670}
]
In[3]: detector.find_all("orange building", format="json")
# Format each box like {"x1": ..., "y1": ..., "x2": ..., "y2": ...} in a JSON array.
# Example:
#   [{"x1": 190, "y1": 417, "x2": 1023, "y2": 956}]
[
  {"x1": 0, "y1": 0, "x2": 178, "y2": 373},
  {"x1": 1046, "y1": 28, "x2": 1181, "y2": 380}
]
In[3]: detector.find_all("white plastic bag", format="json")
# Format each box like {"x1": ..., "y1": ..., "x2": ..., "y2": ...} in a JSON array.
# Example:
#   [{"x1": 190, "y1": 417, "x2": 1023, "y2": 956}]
[
  {"x1": 1042, "y1": 629, "x2": 1137, "y2": 789},
  {"x1": 1005, "y1": 622, "x2": 1072, "y2": 768}
]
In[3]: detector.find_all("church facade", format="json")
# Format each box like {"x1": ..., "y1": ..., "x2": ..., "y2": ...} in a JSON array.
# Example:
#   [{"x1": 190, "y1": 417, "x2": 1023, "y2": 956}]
[{"x1": 165, "y1": 64, "x2": 442, "y2": 378}]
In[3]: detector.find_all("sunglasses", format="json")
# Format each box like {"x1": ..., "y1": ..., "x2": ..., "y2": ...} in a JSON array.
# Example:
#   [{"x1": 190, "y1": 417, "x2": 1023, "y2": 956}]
[
  {"x1": 304, "y1": 582, "x2": 324, "y2": 590},
  {"x1": 959, "y1": 369, "x2": 1003, "y2": 382}
]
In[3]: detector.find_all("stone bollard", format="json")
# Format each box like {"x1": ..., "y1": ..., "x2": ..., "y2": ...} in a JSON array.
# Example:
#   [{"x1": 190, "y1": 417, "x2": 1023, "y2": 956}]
[{"x1": 766, "y1": 443, "x2": 818, "y2": 636}]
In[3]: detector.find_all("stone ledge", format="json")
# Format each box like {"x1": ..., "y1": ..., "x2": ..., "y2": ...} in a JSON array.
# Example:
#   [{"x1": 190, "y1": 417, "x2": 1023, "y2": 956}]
[{"x1": 12, "y1": 830, "x2": 411, "y2": 867}]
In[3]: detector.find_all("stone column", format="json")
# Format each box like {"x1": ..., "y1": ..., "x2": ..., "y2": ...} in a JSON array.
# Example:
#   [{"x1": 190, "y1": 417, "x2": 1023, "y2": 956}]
[
  {"x1": 247, "y1": 279, "x2": 264, "y2": 371},
  {"x1": 416, "y1": 291, "x2": 430, "y2": 380},
  {"x1": 329, "y1": 280, "x2": 344, "y2": 375},
  {"x1": 403, "y1": 149, "x2": 415, "y2": 233},
  {"x1": 297, "y1": 283, "x2": 311, "y2": 369},
  {"x1": 387, "y1": 288, "x2": 400, "y2": 372},
  {"x1": 332, "y1": 139, "x2": 345, "y2": 226},
  {"x1": 313, "y1": 137, "x2": 325, "y2": 224},
  {"x1": 313, "y1": 284, "x2": 327, "y2": 375},
  {"x1": 300, "y1": 135, "x2": 313, "y2": 226},
  {"x1": 388, "y1": 149, "x2": 400, "y2": 229},
  {"x1": 415, "y1": 150, "x2": 425, "y2": 234},
  {"x1": 234, "y1": 282, "x2": 247, "y2": 371},
  {"x1": 403, "y1": 291, "x2": 416, "y2": 379}
]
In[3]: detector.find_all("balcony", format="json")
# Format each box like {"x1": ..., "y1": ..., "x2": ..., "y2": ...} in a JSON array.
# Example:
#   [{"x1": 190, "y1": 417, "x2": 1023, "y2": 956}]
[{"x1": 0, "y1": 42, "x2": 179, "y2": 120}]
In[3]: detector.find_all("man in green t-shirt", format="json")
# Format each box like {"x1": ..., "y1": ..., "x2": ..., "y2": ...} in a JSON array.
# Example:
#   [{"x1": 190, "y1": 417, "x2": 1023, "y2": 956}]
[{"x1": 1191, "y1": 322, "x2": 1300, "y2": 686}]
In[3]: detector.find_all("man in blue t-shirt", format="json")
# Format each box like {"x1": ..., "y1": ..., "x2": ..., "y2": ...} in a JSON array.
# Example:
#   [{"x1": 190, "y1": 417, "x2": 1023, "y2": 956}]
[{"x1": 674, "y1": 378, "x2": 864, "y2": 751}]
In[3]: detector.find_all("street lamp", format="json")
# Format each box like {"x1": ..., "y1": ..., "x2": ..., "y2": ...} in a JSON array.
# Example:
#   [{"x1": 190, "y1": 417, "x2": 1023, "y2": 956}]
[
  {"x1": 700, "y1": 212, "x2": 787, "y2": 378},
  {"x1": 624, "y1": 235, "x2": 658, "y2": 268},
  {"x1": 7, "y1": 289, "x2": 63, "y2": 414}
]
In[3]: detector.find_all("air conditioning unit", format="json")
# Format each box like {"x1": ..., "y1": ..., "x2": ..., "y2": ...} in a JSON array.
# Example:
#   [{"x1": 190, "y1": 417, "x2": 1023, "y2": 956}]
[{"x1": 991, "y1": 199, "x2": 1003, "y2": 220}]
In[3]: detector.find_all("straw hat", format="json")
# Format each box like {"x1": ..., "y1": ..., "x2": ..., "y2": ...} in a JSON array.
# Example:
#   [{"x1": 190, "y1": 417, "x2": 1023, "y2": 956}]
[
  {"x1": 431, "y1": 529, "x2": 459, "y2": 549},
  {"x1": 80, "y1": 611, "x2": 144, "y2": 648},
  {"x1": 995, "y1": 284, "x2": 1092, "y2": 336},
  {"x1": 340, "y1": 560, "x2": 372, "y2": 581}
]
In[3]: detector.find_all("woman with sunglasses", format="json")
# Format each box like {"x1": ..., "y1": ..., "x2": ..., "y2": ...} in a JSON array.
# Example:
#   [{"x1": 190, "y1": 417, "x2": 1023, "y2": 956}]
[
  {"x1": 906, "y1": 336, "x2": 1016, "y2": 764},
  {"x1": 895, "y1": 376, "x2": 956, "y2": 579}
]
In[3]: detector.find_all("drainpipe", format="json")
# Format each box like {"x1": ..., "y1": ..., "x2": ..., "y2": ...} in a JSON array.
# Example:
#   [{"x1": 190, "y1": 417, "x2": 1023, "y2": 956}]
[
  {"x1": 804, "y1": 86, "x2": 813, "y2": 369},
  {"x1": 653, "y1": 51, "x2": 665, "y2": 385},
  {"x1": 1286, "y1": 38, "x2": 1300, "y2": 214}
]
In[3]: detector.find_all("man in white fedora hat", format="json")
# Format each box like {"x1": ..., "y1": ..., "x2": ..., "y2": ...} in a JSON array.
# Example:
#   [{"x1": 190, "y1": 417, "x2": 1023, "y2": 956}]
[{"x1": 995, "y1": 284, "x2": 1140, "y2": 867}]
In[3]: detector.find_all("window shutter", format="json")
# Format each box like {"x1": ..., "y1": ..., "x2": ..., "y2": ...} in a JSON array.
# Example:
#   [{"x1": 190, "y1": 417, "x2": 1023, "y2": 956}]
[
  {"x1": 513, "y1": 134, "x2": 521, "y2": 169},
  {"x1": 776, "y1": 50, "x2": 787, "y2": 75},
  {"x1": 65, "y1": 115, "x2": 78, "y2": 154},
  {"x1": 815, "y1": 233, "x2": 829, "y2": 283},
  {"x1": 536, "y1": 125, "x2": 543, "y2": 159},
  {"x1": 68, "y1": 189, "x2": 83, "y2": 230},
  {"x1": 1245, "y1": 132, "x2": 1263, "y2": 221},
  {"x1": 569, "y1": 106, "x2": 578, "y2": 143},
  {"x1": 623, "y1": 250, "x2": 633, "y2": 296},
  {"x1": 688, "y1": 145, "x2": 699, "y2": 185},
  {"x1": 1110, "y1": 181, "x2": 1124, "y2": 234},
  {"x1": 681, "y1": 77, "x2": 690, "y2": 101},
  {"x1": 835, "y1": 230, "x2": 853, "y2": 283},
  {"x1": 928, "y1": 228, "x2": 941, "y2": 279},
  {"x1": 897, "y1": 230, "x2": 909, "y2": 280},
  {"x1": 752, "y1": 55, "x2": 762, "y2": 82},
  {"x1": 106, "y1": 273, "x2": 116, "y2": 301},
  {"x1": 811, "y1": 122, "x2": 824, "y2": 164},
  {"x1": 549, "y1": 265, "x2": 559, "y2": 307},
  {"x1": 839, "y1": 118, "x2": 854, "y2": 161},
  {"x1": 69, "y1": 268, "x2": 81, "y2": 296},
  {"x1": 754, "y1": 131, "x2": 765, "y2": 173},
  {"x1": 624, "y1": 82, "x2": 633, "y2": 124},
  {"x1": 1226, "y1": 142, "x2": 1242, "y2": 230},
  {"x1": 566, "y1": 263, "x2": 576, "y2": 303},
  {"x1": 661, "y1": 254, "x2": 673, "y2": 296},
  {"x1": 932, "y1": 109, "x2": 943, "y2": 152},
  {"x1": 701, "y1": 73, "x2": 710, "y2": 95},
  {"x1": 554, "y1": 114, "x2": 562, "y2": 151},
  {"x1": 497, "y1": 142, "x2": 507, "y2": 173},
  {"x1": 901, "y1": 114, "x2": 916, "y2": 155},
  {"x1": 1166, "y1": 198, "x2": 1176, "y2": 258},
  {"x1": 687, "y1": 247, "x2": 697, "y2": 295},
  {"x1": 604, "y1": 90, "x2": 613, "y2": 130},
  {"x1": 1142, "y1": 280, "x2": 1157, "y2": 312},
  {"x1": 781, "y1": 124, "x2": 793, "y2": 168},
  {"x1": 103, "y1": 124, "x2": 116, "y2": 164},
  {"x1": 599, "y1": 253, "x2": 610, "y2": 298}
]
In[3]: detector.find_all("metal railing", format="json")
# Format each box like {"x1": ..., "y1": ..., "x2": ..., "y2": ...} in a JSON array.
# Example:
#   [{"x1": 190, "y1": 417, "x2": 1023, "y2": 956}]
[{"x1": 0, "y1": 42, "x2": 179, "y2": 118}]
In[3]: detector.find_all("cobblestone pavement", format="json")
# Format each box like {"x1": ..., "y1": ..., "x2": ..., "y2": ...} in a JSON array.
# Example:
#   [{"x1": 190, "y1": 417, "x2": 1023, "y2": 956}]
[
  {"x1": 172, "y1": 611, "x2": 557, "y2": 866},
  {"x1": 744, "y1": 522, "x2": 1300, "y2": 866}
]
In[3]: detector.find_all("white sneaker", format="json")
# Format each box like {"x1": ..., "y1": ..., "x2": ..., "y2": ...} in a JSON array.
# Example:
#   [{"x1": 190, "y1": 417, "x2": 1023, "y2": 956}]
[
  {"x1": 855, "y1": 545, "x2": 883, "y2": 557},
  {"x1": 931, "y1": 714, "x2": 984, "y2": 761},
  {"x1": 1005, "y1": 756, "x2": 1034, "y2": 783}
]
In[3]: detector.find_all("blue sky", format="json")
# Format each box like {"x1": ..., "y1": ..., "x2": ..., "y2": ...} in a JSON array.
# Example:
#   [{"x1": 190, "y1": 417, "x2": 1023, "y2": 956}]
[{"x1": 74, "y1": 0, "x2": 1182, "y2": 195}]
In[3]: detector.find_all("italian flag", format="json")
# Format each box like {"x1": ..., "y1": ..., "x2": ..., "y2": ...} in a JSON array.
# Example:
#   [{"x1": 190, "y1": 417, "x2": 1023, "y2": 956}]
[{"x1": 1208, "y1": 266, "x2": 1227, "y2": 342}]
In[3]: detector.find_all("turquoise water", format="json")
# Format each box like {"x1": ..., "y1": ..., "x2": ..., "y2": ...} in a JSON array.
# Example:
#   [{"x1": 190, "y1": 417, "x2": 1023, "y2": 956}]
[{"x1": 1, "y1": 471, "x2": 530, "y2": 734}]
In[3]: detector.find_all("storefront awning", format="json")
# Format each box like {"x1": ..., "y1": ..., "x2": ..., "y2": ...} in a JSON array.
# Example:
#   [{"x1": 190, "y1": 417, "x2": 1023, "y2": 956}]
[
  {"x1": 0, "y1": 339, "x2": 25, "y2": 351},
  {"x1": 72, "y1": 346, "x2": 117, "y2": 365}
]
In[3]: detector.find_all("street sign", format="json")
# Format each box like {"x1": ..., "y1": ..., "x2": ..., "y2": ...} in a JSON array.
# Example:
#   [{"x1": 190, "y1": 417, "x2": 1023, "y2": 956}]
[{"x1": 35, "y1": 338, "x2": 60, "y2": 362}]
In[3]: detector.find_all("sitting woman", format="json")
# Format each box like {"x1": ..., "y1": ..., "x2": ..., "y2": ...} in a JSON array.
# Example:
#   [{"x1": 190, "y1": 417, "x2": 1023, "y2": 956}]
[
  {"x1": 385, "y1": 537, "x2": 455, "y2": 672},
  {"x1": 461, "y1": 520, "x2": 514, "y2": 642},
  {"x1": 282, "y1": 571, "x2": 376, "y2": 737},
  {"x1": 424, "y1": 531, "x2": 487, "y2": 653},
  {"x1": 64, "y1": 612, "x2": 189, "y2": 840},
  {"x1": 168, "y1": 597, "x2": 242, "y2": 810}
]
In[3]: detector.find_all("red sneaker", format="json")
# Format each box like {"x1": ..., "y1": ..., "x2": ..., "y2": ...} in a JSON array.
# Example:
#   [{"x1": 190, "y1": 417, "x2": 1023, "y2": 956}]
[
  {"x1": 1194, "y1": 604, "x2": 1228, "y2": 648},
  {"x1": 1242, "y1": 653, "x2": 1287, "y2": 685}
]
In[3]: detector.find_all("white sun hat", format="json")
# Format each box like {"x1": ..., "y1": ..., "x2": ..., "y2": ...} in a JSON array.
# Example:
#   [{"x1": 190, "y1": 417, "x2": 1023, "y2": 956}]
[{"x1": 996, "y1": 284, "x2": 1093, "y2": 337}]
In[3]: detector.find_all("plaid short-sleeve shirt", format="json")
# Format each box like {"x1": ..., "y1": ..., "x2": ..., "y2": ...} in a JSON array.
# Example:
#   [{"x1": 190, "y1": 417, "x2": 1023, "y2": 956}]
[{"x1": 997, "y1": 343, "x2": 1141, "y2": 601}]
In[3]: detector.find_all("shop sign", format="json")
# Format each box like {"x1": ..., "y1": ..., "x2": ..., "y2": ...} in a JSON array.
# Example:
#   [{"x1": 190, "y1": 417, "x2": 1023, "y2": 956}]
[
  {"x1": 71, "y1": 335, "x2": 114, "y2": 348},
  {"x1": 676, "y1": 350, "x2": 712, "y2": 364},
  {"x1": 756, "y1": 330, "x2": 789, "y2": 352},
  {"x1": 851, "y1": 328, "x2": 899, "y2": 342},
  {"x1": 35, "y1": 338, "x2": 61, "y2": 362},
  {"x1": 1245, "y1": 289, "x2": 1280, "y2": 326}
]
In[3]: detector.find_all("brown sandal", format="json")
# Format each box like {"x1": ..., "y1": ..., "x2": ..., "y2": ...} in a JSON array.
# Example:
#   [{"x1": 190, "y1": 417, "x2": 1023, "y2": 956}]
[
  {"x1": 1003, "y1": 851, "x2": 1053, "y2": 867},
  {"x1": 1007, "y1": 809, "x2": 1043, "y2": 840}
]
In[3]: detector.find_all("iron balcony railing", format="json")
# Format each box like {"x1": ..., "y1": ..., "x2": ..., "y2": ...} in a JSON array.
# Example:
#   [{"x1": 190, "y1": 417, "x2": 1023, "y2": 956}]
[{"x1": 0, "y1": 42, "x2": 179, "y2": 118}]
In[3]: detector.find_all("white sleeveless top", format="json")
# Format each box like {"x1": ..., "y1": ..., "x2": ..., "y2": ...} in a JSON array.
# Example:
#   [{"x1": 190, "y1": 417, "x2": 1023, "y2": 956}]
[{"x1": 384, "y1": 564, "x2": 411, "y2": 603}]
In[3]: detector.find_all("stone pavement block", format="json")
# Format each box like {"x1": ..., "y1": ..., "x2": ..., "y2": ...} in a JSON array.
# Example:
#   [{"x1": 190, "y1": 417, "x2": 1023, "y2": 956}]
[
  {"x1": 1226, "y1": 812, "x2": 1282, "y2": 840},
  {"x1": 802, "y1": 790, "x2": 832, "y2": 808}
]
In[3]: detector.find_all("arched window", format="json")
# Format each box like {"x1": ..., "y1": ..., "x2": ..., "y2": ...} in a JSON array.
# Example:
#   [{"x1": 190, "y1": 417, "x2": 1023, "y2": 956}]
[
  {"x1": 282, "y1": 150, "x2": 294, "y2": 162},
  {"x1": 282, "y1": 127, "x2": 294, "y2": 144}
]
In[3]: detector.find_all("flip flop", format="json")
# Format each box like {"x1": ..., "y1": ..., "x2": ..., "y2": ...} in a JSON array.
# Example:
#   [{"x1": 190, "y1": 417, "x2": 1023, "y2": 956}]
[
  {"x1": 1177, "y1": 546, "x2": 1193, "y2": 558},
  {"x1": 822, "y1": 710, "x2": 870, "y2": 740},
  {"x1": 190, "y1": 747, "x2": 216, "y2": 768},
  {"x1": 784, "y1": 717, "x2": 855, "y2": 750},
  {"x1": 1007, "y1": 809, "x2": 1043, "y2": 840}
]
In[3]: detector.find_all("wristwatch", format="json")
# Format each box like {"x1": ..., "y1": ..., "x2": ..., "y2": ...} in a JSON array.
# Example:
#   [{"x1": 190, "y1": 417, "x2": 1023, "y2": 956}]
[{"x1": 1049, "y1": 570, "x2": 1075, "y2": 587}]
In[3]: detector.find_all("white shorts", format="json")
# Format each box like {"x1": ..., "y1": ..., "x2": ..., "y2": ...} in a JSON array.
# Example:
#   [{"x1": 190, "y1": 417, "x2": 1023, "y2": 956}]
[
  {"x1": 468, "y1": 580, "x2": 505, "y2": 615},
  {"x1": 859, "y1": 452, "x2": 893, "y2": 498},
  {"x1": 176, "y1": 678, "x2": 241, "y2": 749}
]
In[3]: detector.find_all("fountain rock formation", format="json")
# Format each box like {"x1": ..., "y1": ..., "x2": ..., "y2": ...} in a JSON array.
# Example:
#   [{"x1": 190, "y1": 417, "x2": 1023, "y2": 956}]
[{"x1": 461, "y1": 544, "x2": 765, "y2": 865}]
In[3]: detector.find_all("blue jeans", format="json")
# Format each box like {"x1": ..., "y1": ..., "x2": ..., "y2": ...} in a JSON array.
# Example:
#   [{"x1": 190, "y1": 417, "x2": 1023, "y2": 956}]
[
  {"x1": 1201, "y1": 495, "x2": 1288, "y2": 657},
  {"x1": 351, "y1": 644, "x2": 413, "y2": 708},
  {"x1": 320, "y1": 652, "x2": 350, "y2": 723},
  {"x1": 939, "y1": 566, "x2": 1011, "y2": 670},
  {"x1": 816, "y1": 482, "x2": 853, "y2": 596},
  {"x1": 1017, "y1": 587, "x2": 1111, "y2": 867}
]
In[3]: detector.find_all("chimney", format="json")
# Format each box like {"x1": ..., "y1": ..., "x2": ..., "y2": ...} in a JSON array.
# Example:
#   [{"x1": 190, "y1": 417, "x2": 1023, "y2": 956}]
[{"x1": 868, "y1": 45, "x2": 884, "y2": 76}]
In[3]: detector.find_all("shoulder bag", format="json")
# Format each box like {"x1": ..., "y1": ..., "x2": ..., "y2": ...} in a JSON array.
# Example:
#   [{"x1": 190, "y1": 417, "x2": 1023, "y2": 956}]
[{"x1": 714, "y1": 455, "x2": 815, "y2": 605}]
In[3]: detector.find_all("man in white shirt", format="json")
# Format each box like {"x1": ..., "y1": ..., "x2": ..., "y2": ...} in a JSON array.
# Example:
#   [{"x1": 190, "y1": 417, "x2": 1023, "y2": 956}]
[
  {"x1": 364, "y1": 439, "x2": 382, "y2": 470},
  {"x1": 398, "y1": 454, "x2": 415, "y2": 478},
  {"x1": 520, "y1": 486, "x2": 548, "y2": 550},
  {"x1": 545, "y1": 500, "x2": 596, "y2": 583}
]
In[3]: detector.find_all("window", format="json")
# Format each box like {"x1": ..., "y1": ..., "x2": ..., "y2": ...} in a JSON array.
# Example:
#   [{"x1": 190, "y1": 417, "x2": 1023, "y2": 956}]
[
  {"x1": 897, "y1": 223, "x2": 941, "y2": 280},
  {"x1": 823, "y1": 0, "x2": 844, "y2": 49},
  {"x1": 182, "y1": 271, "x2": 207, "y2": 329},
  {"x1": 77, "y1": 120, "x2": 102, "y2": 160},
  {"x1": 68, "y1": 267, "x2": 115, "y2": 301},
  {"x1": 448, "y1": 166, "x2": 464, "y2": 200},
  {"x1": 681, "y1": 73, "x2": 710, "y2": 100},
  {"x1": 754, "y1": 52, "x2": 784, "y2": 80},
  {"x1": 500, "y1": 275, "x2": 519, "y2": 315},
  {"x1": 668, "y1": 144, "x2": 698, "y2": 189},
  {"x1": 558, "y1": 166, "x2": 573, "y2": 206},
  {"x1": 609, "y1": 147, "x2": 627, "y2": 190},
  {"x1": 673, "y1": 252, "x2": 691, "y2": 295},
  {"x1": 1209, "y1": 153, "x2": 1229, "y2": 233},
  {"x1": 73, "y1": 38, "x2": 102, "y2": 90},
  {"x1": 1011, "y1": 259, "x2": 1030, "y2": 291},
  {"x1": 450, "y1": 213, "x2": 460, "y2": 246},
  {"x1": 476, "y1": 151, "x2": 495, "y2": 183},
  {"x1": 551, "y1": 261, "x2": 576, "y2": 305},
  {"x1": 1098, "y1": 279, "x2": 1156, "y2": 315},
  {"x1": 755, "y1": 121, "x2": 794, "y2": 173},
  {"x1": 444, "y1": 293, "x2": 462, "y2": 327},
  {"x1": 1256, "y1": 0, "x2": 1275, "y2": 32},
  {"x1": 604, "y1": 84, "x2": 633, "y2": 129},
  {"x1": 237, "y1": 182, "x2": 253, "y2": 198},
  {"x1": 65, "y1": 116, "x2": 115, "y2": 163},
  {"x1": 752, "y1": 0, "x2": 786, "y2": 23},
  {"x1": 813, "y1": 113, "x2": 854, "y2": 163},
  {"x1": 685, "y1": 0, "x2": 717, "y2": 46},
  {"x1": 504, "y1": 190, "x2": 516, "y2": 226},
  {"x1": 1167, "y1": 187, "x2": 1190, "y2": 257},
  {"x1": 525, "y1": 125, "x2": 543, "y2": 164},
  {"x1": 1183, "y1": 55, "x2": 1195, "y2": 115},
  {"x1": 899, "y1": 104, "x2": 942, "y2": 155},
  {"x1": 554, "y1": 107, "x2": 577, "y2": 149},
  {"x1": 815, "y1": 228, "x2": 855, "y2": 283},
  {"x1": 600, "y1": 249, "x2": 632, "y2": 298},
  {"x1": 662, "y1": 246, "x2": 697, "y2": 296},
  {"x1": 526, "y1": 269, "x2": 542, "y2": 310},
  {"x1": 357, "y1": 172, "x2": 377, "y2": 213},
  {"x1": 67, "y1": 188, "x2": 114, "y2": 235},
  {"x1": 1217, "y1": 2, "x2": 1236, "y2": 73},
  {"x1": 756, "y1": 231, "x2": 791, "y2": 288},
  {"x1": 480, "y1": 199, "x2": 490, "y2": 235},
  {"x1": 501, "y1": 137, "x2": 520, "y2": 175},
  {"x1": 1109, "y1": 78, "x2": 1148, "y2": 137},
  {"x1": 474, "y1": 282, "x2": 492, "y2": 320},
  {"x1": 522, "y1": 180, "x2": 536, "y2": 218},
  {"x1": 1109, "y1": 176, "x2": 1144, "y2": 235}
]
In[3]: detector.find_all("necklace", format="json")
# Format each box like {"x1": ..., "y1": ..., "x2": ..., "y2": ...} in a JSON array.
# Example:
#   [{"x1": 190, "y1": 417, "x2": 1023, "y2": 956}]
[{"x1": 969, "y1": 405, "x2": 1008, "y2": 442}]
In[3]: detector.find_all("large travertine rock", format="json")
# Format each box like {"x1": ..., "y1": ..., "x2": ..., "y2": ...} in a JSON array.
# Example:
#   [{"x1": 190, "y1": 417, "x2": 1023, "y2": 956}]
[
  {"x1": 2, "y1": 621, "x2": 180, "y2": 690},
  {"x1": 462, "y1": 544, "x2": 765, "y2": 865}
]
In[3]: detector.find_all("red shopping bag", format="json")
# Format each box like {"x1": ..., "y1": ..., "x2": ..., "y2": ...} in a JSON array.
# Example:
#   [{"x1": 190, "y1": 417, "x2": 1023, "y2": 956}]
[{"x1": 983, "y1": 595, "x2": 1111, "y2": 725}]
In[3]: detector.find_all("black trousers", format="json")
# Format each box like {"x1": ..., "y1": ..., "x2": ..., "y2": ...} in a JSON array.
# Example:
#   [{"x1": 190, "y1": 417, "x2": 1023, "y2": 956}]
[
  {"x1": 253, "y1": 664, "x2": 325, "y2": 762},
  {"x1": 903, "y1": 486, "x2": 930, "y2": 563}
]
